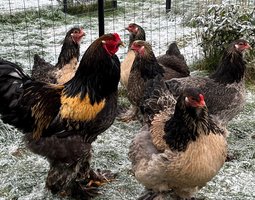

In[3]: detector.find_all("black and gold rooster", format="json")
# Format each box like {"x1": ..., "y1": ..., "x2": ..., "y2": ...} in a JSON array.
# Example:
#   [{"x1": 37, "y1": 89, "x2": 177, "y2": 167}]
[{"x1": 0, "y1": 33, "x2": 124, "y2": 199}]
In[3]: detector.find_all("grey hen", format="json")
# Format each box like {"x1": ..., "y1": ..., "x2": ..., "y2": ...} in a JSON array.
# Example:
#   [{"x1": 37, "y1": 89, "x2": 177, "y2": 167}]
[{"x1": 166, "y1": 39, "x2": 251, "y2": 127}]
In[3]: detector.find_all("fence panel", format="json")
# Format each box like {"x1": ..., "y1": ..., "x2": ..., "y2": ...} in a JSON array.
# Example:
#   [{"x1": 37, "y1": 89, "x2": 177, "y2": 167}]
[{"x1": 0, "y1": 0, "x2": 254, "y2": 71}]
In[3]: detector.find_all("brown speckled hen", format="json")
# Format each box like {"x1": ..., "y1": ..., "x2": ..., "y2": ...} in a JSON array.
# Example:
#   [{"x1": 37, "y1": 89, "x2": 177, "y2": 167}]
[
  {"x1": 120, "y1": 23, "x2": 189, "y2": 89},
  {"x1": 129, "y1": 82, "x2": 227, "y2": 199},
  {"x1": 122, "y1": 40, "x2": 165, "y2": 123},
  {"x1": 119, "y1": 40, "x2": 190, "y2": 123},
  {"x1": 32, "y1": 27, "x2": 85, "y2": 84},
  {"x1": 0, "y1": 33, "x2": 124, "y2": 200},
  {"x1": 166, "y1": 39, "x2": 251, "y2": 127}
]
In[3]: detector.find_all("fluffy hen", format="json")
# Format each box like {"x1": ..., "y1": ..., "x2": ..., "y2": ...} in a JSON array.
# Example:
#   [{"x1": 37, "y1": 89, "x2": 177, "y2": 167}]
[
  {"x1": 123, "y1": 40, "x2": 165, "y2": 123},
  {"x1": 129, "y1": 80, "x2": 227, "y2": 199}
]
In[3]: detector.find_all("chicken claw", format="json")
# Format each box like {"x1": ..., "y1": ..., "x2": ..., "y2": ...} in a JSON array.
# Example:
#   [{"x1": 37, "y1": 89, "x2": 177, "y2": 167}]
[{"x1": 87, "y1": 169, "x2": 117, "y2": 186}]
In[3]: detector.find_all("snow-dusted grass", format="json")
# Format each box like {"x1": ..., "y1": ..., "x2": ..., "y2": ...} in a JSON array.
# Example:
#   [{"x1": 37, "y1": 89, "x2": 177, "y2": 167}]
[{"x1": 0, "y1": 0, "x2": 255, "y2": 200}]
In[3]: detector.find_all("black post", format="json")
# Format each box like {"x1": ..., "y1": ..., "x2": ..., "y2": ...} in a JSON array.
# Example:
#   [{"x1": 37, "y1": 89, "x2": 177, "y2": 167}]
[
  {"x1": 63, "y1": 0, "x2": 67, "y2": 13},
  {"x1": 166, "y1": 0, "x2": 171, "y2": 13},
  {"x1": 98, "y1": 0, "x2": 105, "y2": 37},
  {"x1": 112, "y1": 0, "x2": 117, "y2": 9}
]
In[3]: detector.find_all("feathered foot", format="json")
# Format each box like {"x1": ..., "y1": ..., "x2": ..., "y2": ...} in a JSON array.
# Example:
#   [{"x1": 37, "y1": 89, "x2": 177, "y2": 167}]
[
  {"x1": 70, "y1": 168, "x2": 117, "y2": 199},
  {"x1": 116, "y1": 104, "x2": 138, "y2": 122}
]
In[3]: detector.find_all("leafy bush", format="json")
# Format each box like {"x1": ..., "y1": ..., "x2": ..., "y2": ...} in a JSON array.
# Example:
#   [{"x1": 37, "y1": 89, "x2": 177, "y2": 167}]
[{"x1": 191, "y1": 4, "x2": 255, "y2": 71}]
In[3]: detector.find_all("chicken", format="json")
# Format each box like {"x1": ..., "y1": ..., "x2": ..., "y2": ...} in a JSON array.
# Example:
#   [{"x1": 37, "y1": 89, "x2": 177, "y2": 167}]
[
  {"x1": 0, "y1": 33, "x2": 124, "y2": 199},
  {"x1": 120, "y1": 23, "x2": 146, "y2": 88},
  {"x1": 32, "y1": 27, "x2": 85, "y2": 84},
  {"x1": 120, "y1": 23, "x2": 189, "y2": 89},
  {"x1": 126, "y1": 23, "x2": 146, "y2": 49},
  {"x1": 166, "y1": 39, "x2": 251, "y2": 127},
  {"x1": 119, "y1": 40, "x2": 189, "y2": 123},
  {"x1": 129, "y1": 83, "x2": 227, "y2": 199},
  {"x1": 123, "y1": 40, "x2": 165, "y2": 123},
  {"x1": 118, "y1": 23, "x2": 190, "y2": 123},
  {"x1": 157, "y1": 41, "x2": 190, "y2": 80}
]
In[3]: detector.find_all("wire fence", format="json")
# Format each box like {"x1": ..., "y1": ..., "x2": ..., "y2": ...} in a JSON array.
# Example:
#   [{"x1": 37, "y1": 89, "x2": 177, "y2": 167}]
[{"x1": 0, "y1": 0, "x2": 254, "y2": 71}]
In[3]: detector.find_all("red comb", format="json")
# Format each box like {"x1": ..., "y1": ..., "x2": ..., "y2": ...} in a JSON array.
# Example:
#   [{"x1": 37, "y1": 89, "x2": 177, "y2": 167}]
[{"x1": 113, "y1": 33, "x2": 121, "y2": 41}]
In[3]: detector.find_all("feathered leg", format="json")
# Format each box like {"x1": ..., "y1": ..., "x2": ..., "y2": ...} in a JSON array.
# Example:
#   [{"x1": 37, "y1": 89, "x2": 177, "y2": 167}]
[{"x1": 46, "y1": 155, "x2": 117, "y2": 199}]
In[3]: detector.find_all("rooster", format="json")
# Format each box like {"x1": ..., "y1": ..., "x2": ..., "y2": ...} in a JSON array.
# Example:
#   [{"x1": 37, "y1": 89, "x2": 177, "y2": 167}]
[
  {"x1": 129, "y1": 80, "x2": 227, "y2": 199},
  {"x1": 166, "y1": 39, "x2": 251, "y2": 127},
  {"x1": 32, "y1": 27, "x2": 85, "y2": 84},
  {"x1": 0, "y1": 33, "x2": 124, "y2": 199}
]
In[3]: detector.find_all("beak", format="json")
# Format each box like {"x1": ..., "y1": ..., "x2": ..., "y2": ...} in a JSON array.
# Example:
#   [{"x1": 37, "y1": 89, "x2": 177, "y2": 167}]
[
  {"x1": 81, "y1": 30, "x2": 86, "y2": 37},
  {"x1": 246, "y1": 43, "x2": 252, "y2": 50},
  {"x1": 198, "y1": 100, "x2": 206, "y2": 108},
  {"x1": 119, "y1": 41, "x2": 126, "y2": 47},
  {"x1": 79, "y1": 28, "x2": 85, "y2": 36},
  {"x1": 198, "y1": 94, "x2": 206, "y2": 107}
]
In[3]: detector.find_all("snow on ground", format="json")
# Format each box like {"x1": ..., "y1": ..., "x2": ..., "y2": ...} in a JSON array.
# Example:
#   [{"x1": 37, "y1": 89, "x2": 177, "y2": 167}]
[
  {"x1": 0, "y1": 0, "x2": 255, "y2": 200},
  {"x1": 0, "y1": 0, "x2": 59, "y2": 13}
]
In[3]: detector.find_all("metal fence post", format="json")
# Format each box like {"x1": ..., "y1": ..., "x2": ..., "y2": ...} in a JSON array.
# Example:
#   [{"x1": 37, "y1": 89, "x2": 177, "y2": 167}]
[
  {"x1": 98, "y1": 0, "x2": 105, "y2": 37},
  {"x1": 112, "y1": 0, "x2": 117, "y2": 8},
  {"x1": 63, "y1": 0, "x2": 67, "y2": 13},
  {"x1": 166, "y1": 0, "x2": 171, "y2": 12}
]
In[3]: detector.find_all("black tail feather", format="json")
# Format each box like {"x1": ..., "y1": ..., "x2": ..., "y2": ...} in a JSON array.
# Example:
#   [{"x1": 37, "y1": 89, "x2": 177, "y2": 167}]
[{"x1": 0, "y1": 59, "x2": 31, "y2": 129}]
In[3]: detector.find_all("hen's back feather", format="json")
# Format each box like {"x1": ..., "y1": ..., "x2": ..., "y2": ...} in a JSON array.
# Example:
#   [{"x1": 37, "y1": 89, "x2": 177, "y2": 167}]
[{"x1": 157, "y1": 42, "x2": 190, "y2": 80}]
